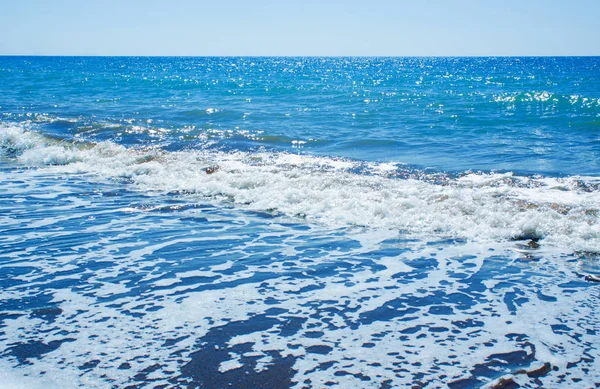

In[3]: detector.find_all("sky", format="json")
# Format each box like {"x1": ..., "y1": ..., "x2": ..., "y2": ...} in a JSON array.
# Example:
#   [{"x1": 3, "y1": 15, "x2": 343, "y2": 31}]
[{"x1": 1, "y1": 0, "x2": 599, "y2": 56}]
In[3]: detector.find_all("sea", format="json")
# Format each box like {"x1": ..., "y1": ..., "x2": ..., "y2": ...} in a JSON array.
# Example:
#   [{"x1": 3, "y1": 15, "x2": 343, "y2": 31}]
[{"x1": 0, "y1": 56, "x2": 599, "y2": 388}]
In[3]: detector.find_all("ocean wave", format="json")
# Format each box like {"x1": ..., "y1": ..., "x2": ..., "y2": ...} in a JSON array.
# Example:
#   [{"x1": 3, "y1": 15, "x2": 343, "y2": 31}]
[{"x1": 2, "y1": 122, "x2": 599, "y2": 252}]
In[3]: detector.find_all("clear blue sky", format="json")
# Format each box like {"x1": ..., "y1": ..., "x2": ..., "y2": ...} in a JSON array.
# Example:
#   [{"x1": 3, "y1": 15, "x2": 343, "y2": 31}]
[{"x1": 1, "y1": 0, "x2": 599, "y2": 56}]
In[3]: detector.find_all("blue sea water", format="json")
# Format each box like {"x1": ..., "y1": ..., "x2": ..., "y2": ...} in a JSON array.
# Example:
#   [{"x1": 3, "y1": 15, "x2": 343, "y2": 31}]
[{"x1": 1, "y1": 56, "x2": 599, "y2": 388}]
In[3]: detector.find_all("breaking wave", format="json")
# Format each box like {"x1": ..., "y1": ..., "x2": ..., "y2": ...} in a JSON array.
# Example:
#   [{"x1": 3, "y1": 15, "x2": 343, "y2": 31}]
[{"x1": 2, "y1": 122, "x2": 599, "y2": 252}]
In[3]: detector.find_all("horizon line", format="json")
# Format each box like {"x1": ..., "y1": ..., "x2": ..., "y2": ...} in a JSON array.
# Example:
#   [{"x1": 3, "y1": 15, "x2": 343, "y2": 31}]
[{"x1": 1, "y1": 54, "x2": 600, "y2": 58}]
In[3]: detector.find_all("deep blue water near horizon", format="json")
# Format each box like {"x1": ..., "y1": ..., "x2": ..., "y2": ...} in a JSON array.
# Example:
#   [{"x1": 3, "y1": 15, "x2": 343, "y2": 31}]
[
  {"x1": 1, "y1": 57, "x2": 600, "y2": 388},
  {"x1": 2, "y1": 56, "x2": 600, "y2": 176}
]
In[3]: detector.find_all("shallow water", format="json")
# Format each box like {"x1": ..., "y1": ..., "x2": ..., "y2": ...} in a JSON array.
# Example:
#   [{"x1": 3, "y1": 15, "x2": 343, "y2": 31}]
[{"x1": 1, "y1": 57, "x2": 599, "y2": 388}]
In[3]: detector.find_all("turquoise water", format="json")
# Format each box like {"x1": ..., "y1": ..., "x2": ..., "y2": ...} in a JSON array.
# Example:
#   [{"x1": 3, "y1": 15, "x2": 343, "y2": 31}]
[
  {"x1": 2, "y1": 57, "x2": 600, "y2": 175},
  {"x1": 1, "y1": 57, "x2": 600, "y2": 388}
]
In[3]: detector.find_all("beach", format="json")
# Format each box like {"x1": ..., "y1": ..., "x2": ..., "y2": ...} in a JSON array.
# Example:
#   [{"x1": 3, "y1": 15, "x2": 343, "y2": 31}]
[{"x1": 1, "y1": 56, "x2": 599, "y2": 388}]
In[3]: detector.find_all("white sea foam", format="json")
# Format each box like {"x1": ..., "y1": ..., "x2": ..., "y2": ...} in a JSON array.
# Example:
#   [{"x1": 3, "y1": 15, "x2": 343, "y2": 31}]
[
  {"x1": 0, "y1": 165, "x2": 598, "y2": 389},
  {"x1": 2, "y1": 123, "x2": 599, "y2": 252}
]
